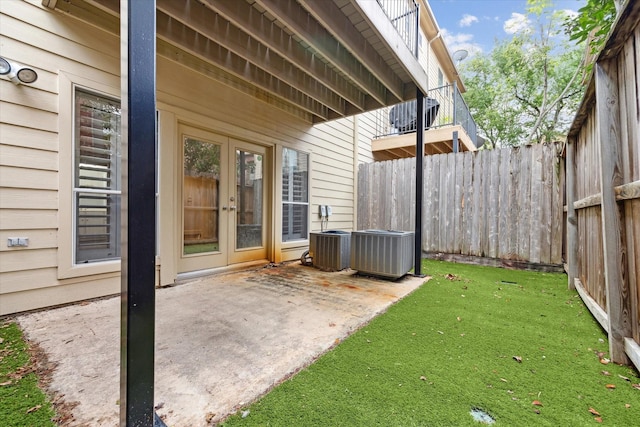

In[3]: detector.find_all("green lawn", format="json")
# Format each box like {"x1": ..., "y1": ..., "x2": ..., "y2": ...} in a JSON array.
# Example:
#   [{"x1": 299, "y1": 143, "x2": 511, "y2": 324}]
[
  {"x1": 222, "y1": 260, "x2": 639, "y2": 426},
  {"x1": 184, "y1": 242, "x2": 219, "y2": 255},
  {"x1": 0, "y1": 322, "x2": 56, "y2": 427}
]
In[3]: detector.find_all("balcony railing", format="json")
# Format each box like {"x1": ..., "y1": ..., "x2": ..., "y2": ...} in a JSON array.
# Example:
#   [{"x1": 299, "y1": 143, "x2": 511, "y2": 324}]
[
  {"x1": 374, "y1": 82, "x2": 479, "y2": 147},
  {"x1": 376, "y1": 0, "x2": 420, "y2": 58}
]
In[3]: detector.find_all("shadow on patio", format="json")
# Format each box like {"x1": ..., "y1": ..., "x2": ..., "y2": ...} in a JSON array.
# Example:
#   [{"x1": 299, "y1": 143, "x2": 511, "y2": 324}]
[{"x1": 17, "y1": 262, "x2": 427, "y2": 426}]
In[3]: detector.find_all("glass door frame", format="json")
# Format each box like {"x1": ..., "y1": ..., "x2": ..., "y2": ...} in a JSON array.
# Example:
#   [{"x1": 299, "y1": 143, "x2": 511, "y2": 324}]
[
  {"x1": 178, "y1": 125, "x2": 229, "y2": 273},
  {"x1": 227, "y1": 138, "x2": 269, "y2": 265}
]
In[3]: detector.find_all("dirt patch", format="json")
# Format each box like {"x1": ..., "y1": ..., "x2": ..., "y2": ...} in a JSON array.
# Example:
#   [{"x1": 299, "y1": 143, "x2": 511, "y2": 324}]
[{"x1": 26, "y1": 336, "x2": 78, "y2": 426}]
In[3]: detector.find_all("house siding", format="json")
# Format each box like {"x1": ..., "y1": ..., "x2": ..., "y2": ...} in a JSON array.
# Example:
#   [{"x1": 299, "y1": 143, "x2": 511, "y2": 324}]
[{"x1": 0, "y1": 0, "x2": 371, "y2": 315}]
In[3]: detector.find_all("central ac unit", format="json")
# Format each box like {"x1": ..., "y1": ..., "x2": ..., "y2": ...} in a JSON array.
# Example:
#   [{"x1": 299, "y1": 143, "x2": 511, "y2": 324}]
[
  {"x1": 350, "y1": 230, "x2": 414, "y2": 279},
  {"x1": 309, "y1": 230, "x2": 351, "y2": 271}
]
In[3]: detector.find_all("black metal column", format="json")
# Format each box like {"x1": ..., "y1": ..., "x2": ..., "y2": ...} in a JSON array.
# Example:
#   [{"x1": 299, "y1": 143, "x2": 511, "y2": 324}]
[
  {"x1": 414, "y1": 89, "x2": 424, "y2": 276},
  {"x1": 120, "y1": 0, "x2": 157, "y2": 426}
]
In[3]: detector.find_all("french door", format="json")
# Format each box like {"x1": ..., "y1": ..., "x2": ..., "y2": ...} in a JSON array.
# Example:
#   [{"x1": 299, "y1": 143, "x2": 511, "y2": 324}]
[{"x1": 178, "y1": 125, "x2": 267, "y2": 273}]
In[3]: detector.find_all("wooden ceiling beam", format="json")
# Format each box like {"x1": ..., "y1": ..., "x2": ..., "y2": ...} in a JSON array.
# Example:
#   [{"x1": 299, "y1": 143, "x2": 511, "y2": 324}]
[
  {"x1": 157, "y1": 0, "x2": 346, "y2": 117},
  {"x1": 157, "y1": 13, "x2": 329, "y2": 121},
  {"x1": 253, "y1": 0, "x2": 389, "y2": 106},
  {"x1": 297, "y1": 0, "x2": 404, "y2": 102},
  {"x1": 202, "y1": 0, "x2": 367, "y2": 112}
]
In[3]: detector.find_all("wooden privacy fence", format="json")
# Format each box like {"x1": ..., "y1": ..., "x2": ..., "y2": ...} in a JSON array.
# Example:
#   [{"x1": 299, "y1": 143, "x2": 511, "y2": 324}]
[
  {"x1": 358, "y1": 142, "x2": 565, "y2": 268},
  {"x1": 565, "y1": 0, "x2": 640, "y2": 369}
]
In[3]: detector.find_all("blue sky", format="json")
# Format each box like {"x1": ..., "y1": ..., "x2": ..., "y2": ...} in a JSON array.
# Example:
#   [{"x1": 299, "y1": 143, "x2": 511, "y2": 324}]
[{"x1": 428, "y1": 0, "x2": 586, "y2": 59}]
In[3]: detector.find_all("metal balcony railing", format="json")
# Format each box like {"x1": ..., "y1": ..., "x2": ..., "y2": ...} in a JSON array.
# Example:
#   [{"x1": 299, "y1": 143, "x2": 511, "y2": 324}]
[
  {"x1": 374, "y1": 82, "x2": 478, "y2": 147},
  {"x1": 376, "y1": 0, "x2": 420, "y2": 58}
]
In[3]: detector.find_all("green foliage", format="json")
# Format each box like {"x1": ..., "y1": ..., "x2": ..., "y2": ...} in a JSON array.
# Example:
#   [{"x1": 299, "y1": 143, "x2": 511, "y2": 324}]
[
  {"x1": 0, "y1": 322, "x2": 56, "y2": 427},
  {"x1": 222, "y1": 260, "x2": 639, "y2": 426},
  {"x1": 563, "y1": 0, "x2": 618, "y2": 57},
  {"x1": 184, "y1": 138, "x2": 220, "y2": 177},
  {"x1": 462, "y1": 3, "x2": 585, "y2": 147}
]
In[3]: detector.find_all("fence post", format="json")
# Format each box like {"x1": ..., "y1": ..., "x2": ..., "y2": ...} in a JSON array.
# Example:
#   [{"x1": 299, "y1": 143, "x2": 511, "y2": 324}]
[
  {"x1": 565, "y1": 138, "x2": 578, "y2": 290},
  {"x1": 595, "y1": 61, "x2": 631, "y2": 365}
]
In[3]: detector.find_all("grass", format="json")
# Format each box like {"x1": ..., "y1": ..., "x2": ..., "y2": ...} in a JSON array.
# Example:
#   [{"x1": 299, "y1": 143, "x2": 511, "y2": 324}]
[
  {"x1": 0, "y1": 321, "x2": 56, "y2": 427},
  {"x1": 222, "y1": 260, "x2": 640, "y2": 426},
  {"x1": 184, "y1": 242, "x2": 219, "y2": 255}
]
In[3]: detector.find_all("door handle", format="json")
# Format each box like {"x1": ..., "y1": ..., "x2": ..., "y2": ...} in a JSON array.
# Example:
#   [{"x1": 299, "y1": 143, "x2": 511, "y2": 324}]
[
  {"x1": 229, "y1": 206, "x2": 237, "y2": 210},
  {"x1": 222, "y1": 206, "x2": 228, "y2": 210}
]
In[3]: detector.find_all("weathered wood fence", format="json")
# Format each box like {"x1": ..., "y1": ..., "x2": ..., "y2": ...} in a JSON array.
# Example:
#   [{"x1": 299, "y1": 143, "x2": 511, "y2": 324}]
[
  {"x1": 565, "y1": 0, "x2": 640, "y2": 369},
  {"x1": 358, "y1": 143, "x2": 565, "y2": 269}
]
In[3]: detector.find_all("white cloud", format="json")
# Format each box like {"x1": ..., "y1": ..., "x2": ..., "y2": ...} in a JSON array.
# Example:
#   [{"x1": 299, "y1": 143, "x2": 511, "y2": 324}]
[
  {"x1": 560, "y1": 9, "x2": 579, "y2": 19},
  {"x1": 459, "y1": 14, "x2": 478, "y2": 27},
  {"x1": 503, "y1": 12, "x2": 531, "y2": 35},
  {"x1": 441, "y1": 28, "x2": 483, "y2": 58}
]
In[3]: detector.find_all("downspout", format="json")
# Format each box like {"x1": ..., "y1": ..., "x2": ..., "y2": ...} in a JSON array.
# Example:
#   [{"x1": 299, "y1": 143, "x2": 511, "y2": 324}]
[
  {"x1": 426, "y1": 31, "x2": 441, "y2": 89},
  {"x1": 353, "y1": 115, "x2": 359, "y2": 231}
]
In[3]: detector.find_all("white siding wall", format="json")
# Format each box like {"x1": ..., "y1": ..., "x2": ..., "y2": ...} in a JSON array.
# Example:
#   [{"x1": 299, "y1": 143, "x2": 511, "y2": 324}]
[
  {"x1": 0, "y1": 0, "x2": 121, "y2": 315},
  {"x1": 0, "y1": 0, "x2": 365, "y2": 314}
]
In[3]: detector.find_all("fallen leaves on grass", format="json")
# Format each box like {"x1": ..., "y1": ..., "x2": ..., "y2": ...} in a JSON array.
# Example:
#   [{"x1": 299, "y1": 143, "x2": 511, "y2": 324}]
[
  {"x1": 26, "y1": 405, "x2": 42, "y2": 414},
  {"x1": 445, "y1": 273, "x2": 458, "y2": 280},
  {"x1": 532, "y1": 400, "x2": 543, "y2": 406},
  {"x1": 618, "y1": 374, "x2": 630, "y2": 382},
  {"x1": 605, "y1": 384, "x2": 616, "y2": 389},
  {"x1": 600, "y1": 358, "x2": 610, "y2": 365},
  {"x1": 601, "y1": 371, "x2": 611, "y2": 376},
  {"x1": 588, "y1": 407, "x2": 603, "y2": 422},
  {"x1": 513, "y1": 356, "x2": 523, "y2": 363},
  {"x1": 631, "y1": 384, "x2": 640, "y2": 390},
  {"x1": 0, "y1": 380, "x2": 12, "y2": 386}
]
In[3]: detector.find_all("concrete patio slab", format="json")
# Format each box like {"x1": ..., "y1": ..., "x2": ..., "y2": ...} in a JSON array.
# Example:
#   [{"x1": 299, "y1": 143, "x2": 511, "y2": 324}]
[{"x1": 17, "y1": 262, "x2": 427, "y2": 426}]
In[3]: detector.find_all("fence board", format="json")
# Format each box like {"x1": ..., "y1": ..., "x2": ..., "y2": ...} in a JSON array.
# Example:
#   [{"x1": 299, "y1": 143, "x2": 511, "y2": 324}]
[
  {"x1": 461, "y1": 152, "x2": 474, "y2": 255},
  {"x1": 453, "y1": 152, "x2": 464, "y2": 253},
  {"x1": 497, "y1": 148, "x2": 509, "y2": 258},
  {"x1": 488, "y1": 149, "x2": 501, "y2": 258},
  {"x1": 551, "y1": 146, "x2": 564, "y2": 264}
]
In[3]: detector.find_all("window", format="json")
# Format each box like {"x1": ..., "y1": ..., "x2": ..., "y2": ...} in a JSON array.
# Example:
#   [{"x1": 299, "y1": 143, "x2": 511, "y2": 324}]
[
  {"x1": 282, "y1": 148, "x2": 308, "y2": 242},
  {"x1": 73, "y1": 89, "x2": 122, "y2": 263}
]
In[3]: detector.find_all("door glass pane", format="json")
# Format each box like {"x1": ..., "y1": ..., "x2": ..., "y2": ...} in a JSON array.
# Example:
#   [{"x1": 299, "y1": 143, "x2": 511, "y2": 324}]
[
  {"x1": 183, "y1": 138, "x2": 220, "y2": 255},
  {"x1": 236, "y1": 150, "x2": 263, "y2": 249}
]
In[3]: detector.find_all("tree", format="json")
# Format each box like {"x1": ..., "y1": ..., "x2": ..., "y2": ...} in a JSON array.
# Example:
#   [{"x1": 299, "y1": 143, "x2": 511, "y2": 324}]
[
  {"x1": 564, "y1": 0, "x2": 619, "y2": 59},
  {"x1": 461, "y1": 2, "x2": 585, "y2": 147}
]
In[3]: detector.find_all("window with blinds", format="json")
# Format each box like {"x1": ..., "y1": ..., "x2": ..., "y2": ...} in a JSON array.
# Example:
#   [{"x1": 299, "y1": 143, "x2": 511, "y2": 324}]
[
  {"x1": 74, "y1": 88, "x2": 122, "y2": 263},
  {"x1": 282, "y1": 148, "x2": 309, "y2": 242}
]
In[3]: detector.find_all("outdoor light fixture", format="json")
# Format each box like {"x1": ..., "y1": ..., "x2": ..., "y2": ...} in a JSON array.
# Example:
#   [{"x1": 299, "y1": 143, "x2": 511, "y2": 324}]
[{"x1": 0, "y1": 56, "x2": 38, "y2": 85}]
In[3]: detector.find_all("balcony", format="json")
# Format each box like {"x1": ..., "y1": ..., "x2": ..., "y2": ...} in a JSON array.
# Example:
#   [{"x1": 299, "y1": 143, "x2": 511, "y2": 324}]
[
  {"x1": 376, "y1": 0, "x2": 420, "y2": 58},
  {"x1": 372, "y1": 83, "x2": 480, "y2": 160}
]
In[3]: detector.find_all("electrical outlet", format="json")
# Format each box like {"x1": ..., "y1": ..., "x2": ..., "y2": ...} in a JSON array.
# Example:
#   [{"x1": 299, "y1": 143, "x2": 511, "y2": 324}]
[{"x1": 7, "y1": 237, "x2": 29, "y2": 247}]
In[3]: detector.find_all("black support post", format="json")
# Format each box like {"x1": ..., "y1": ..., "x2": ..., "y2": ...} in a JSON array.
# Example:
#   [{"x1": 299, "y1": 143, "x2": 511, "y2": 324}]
[
  {"x1": 120, "y1": 1, "x2": 157, "y2": 426},
  {"x1": 415, "y1": 89, "x2": 424, "y2": 276}
]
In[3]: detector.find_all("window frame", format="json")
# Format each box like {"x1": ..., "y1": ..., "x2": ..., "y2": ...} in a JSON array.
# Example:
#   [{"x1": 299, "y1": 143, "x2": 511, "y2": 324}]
[
  {"x1": 58, "y1": 72, "x2": 121, "y2": 279},
  {"x1": 73, "y1": 88, "x2": 122, "y2": 264},
  {"x1": 281, "y1": 147, "x2": 309, "y2": 243}
]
